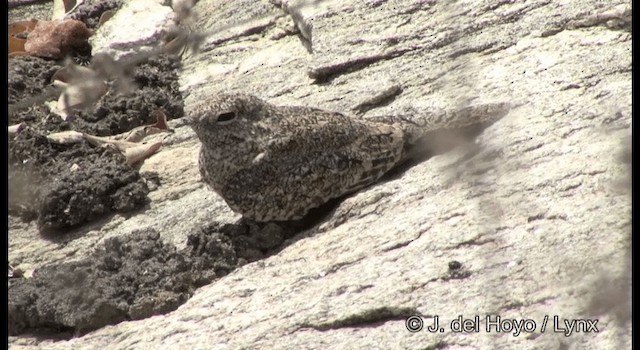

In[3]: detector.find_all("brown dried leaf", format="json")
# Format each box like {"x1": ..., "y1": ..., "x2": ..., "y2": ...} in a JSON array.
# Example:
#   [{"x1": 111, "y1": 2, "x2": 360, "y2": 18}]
[
  {"x1": 98, "y1": 10, "x2": 116, "y2": 27},
  {"x1": 63, "y1": 0, "x2": 79, "y2": 12},
  {"x1": 9, "y1": 36, "x2": 28, "y2": 56},
  {"x1": 83, "y1": 132, "x2": 162, "y2": 166},
  {"x1": 24, "y1": 19, "x2": 93, "y2": 59},
  {"x1": 83, "y1": 133, "x2": 136, "y2": 153},
  {"x1": 8, "y1": 51, "x2": 30, "y2": 58},
  {"x1": 113, "y1": 109, "x2": 173, "y2": 142},
  {"x1": 52, "y1": 0, "x2": 84, "y2": 20},
  {"x1": 151, "y1": 109, "x2": 170, "y2": 130},
  {"x1": 125, "y1": 142, "x2": 163, "y2": 166},
  {"x1": 122, "y1": 127, "x2": 147, "y2": 142},
  {"x1": 9, "y1": 19, "x2": 38, "y2": 36},
  {"x1": 8, "y1": 19, "x2": 38, "y2": 56}
]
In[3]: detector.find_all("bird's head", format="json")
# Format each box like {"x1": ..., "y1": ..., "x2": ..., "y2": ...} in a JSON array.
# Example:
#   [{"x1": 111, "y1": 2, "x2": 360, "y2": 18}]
[{"x1": 188, "y1": 93, "x2": 273, "y2": 149}]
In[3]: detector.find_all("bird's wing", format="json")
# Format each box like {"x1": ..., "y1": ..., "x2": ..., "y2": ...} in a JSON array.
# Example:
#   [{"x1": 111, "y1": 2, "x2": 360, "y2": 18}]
[
  {"x1": 222, "y1": 149, "x2": 365, "y2": 221},
  {"x1": 260, "y1": 106, "x2": 407, "y2": 164},
  {"x1": 222, "y1": 125, "x2": 406, "y2": 221}
]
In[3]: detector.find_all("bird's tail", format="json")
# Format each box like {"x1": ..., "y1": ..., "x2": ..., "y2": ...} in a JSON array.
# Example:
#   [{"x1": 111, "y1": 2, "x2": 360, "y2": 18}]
[{"x1": 369, "y1": 101, "x2": 514, "y2": 160}]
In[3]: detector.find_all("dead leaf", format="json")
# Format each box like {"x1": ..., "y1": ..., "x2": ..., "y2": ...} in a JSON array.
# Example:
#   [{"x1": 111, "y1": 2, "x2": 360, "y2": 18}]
[
  {"x1": 83, "y1": 133, "x2": 136, "y2": 153},
  {"x1": 112, "y1": 109, "x2": 174, "y2": 142},
  {"x1": 8, "y1": 122, "x2": 27, "y2": 138},
  {"x1": 9, "y1": 19, "x2": 38, "y2": 36},
  {"x1": 46, "y1": 130, "x2": 164, "y2": 166},
  {"x1": 52, "y1": 0, "x2": 84, "y2": 20},
  {"x1": 125, "y1": 142, "x2": 163, "y2": 166},
  {"x1": 8, "y1": 19, "x2": 38, "y2": 56},
  {"x1": 98, "y1": 10, "x2": 116, "y2": 27},
  {"x1": 151, "y1": 109, "x2": 170, "y2": 130},
  {"x1": 64, "y1": 0, "x2": 79, "y2": 12},
  {"x1": 52, "y1": 62, "x2": 108, "y2": 119},
  {"x1": 8, "y1": 263, "x2": 23, "y2": 279},
  {"x1": 46, "y1": 130, "x2": 85, "y2": 144},
  {"x1": 57, "y1": 82, "x2": 107, "y2": 120},
  {"x1": 82, "y1": 133, "x2": 162, "y2": 166},
  {"x1": 24, "y1": 19, "x2": 93, "y2": 59},
  {"x1": 9, "y1": 37, "x2": 28, "y2": 56}
]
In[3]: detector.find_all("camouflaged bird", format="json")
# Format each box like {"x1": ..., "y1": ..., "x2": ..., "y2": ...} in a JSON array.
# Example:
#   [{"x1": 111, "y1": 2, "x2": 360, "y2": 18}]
[{"x1": 189, "y1": 93, "x2": 510, "y2": 222}]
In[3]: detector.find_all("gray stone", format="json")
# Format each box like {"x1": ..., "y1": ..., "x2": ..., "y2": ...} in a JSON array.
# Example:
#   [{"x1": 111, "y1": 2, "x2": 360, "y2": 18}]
[{"x1": 89, "y1": 0, "x2": 178, "y2": 61}]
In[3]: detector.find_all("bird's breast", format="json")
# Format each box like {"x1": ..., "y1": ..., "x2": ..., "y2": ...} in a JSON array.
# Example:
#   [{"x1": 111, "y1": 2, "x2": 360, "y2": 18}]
[{"x1": 198, "y1": 142, "x2": 262, "y2": 193}]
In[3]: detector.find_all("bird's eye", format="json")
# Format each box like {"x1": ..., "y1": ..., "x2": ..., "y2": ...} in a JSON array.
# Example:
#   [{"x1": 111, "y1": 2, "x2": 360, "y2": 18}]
[{"x1": 216, "y1": 111, "x2": 237, "y2": 124}]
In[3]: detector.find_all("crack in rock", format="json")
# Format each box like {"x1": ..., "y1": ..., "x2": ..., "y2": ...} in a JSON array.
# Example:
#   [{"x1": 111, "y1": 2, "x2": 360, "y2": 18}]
[
  {"x1": 299, "y1": 306, "x2": 420, "y2": 330},
  {"x1": 308, "y1": 48, "x2": 413, "y2": 83}
]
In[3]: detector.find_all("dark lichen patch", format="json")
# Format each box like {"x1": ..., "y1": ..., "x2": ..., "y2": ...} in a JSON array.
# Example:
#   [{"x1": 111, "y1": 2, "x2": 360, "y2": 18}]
[
  {"x1": 65, "y1": 54, "x2": 185, "y2": 137},
  {"x1": 8, "y1": 51, "x2": 184, "y2": 232},
  {"x1": 36, "y1": 148, "x2": 149, "y2": 231},
  {"x1": 9, "y1": 128, "x2": 149, "y2": 232},
  {"x1": 8, "y1": 222, "x2": 297, "y2": 337},
  {"x1": 8, "y1": 56, "x2": 62, "y2": 107},
  {"x1": 9, "y1": 230, "x2": 187, "y2": 336},
  {"x1": 10, "y1": 230, "x2": 190, "y2": 335},
  {"x1": 9, "y1": 54, "x2": 184, "y2": 137}
]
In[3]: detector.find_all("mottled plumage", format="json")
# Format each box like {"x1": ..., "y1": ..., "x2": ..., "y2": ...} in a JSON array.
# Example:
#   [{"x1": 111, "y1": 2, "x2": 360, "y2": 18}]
[{"x1": 189, "y1": 93, "x2": 509, "y2": 222}]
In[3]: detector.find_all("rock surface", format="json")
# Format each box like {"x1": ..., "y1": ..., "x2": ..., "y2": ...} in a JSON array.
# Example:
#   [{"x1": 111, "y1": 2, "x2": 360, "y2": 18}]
[{"x1": 8, "y1": 0, "x2": 631, "y2": 349}]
